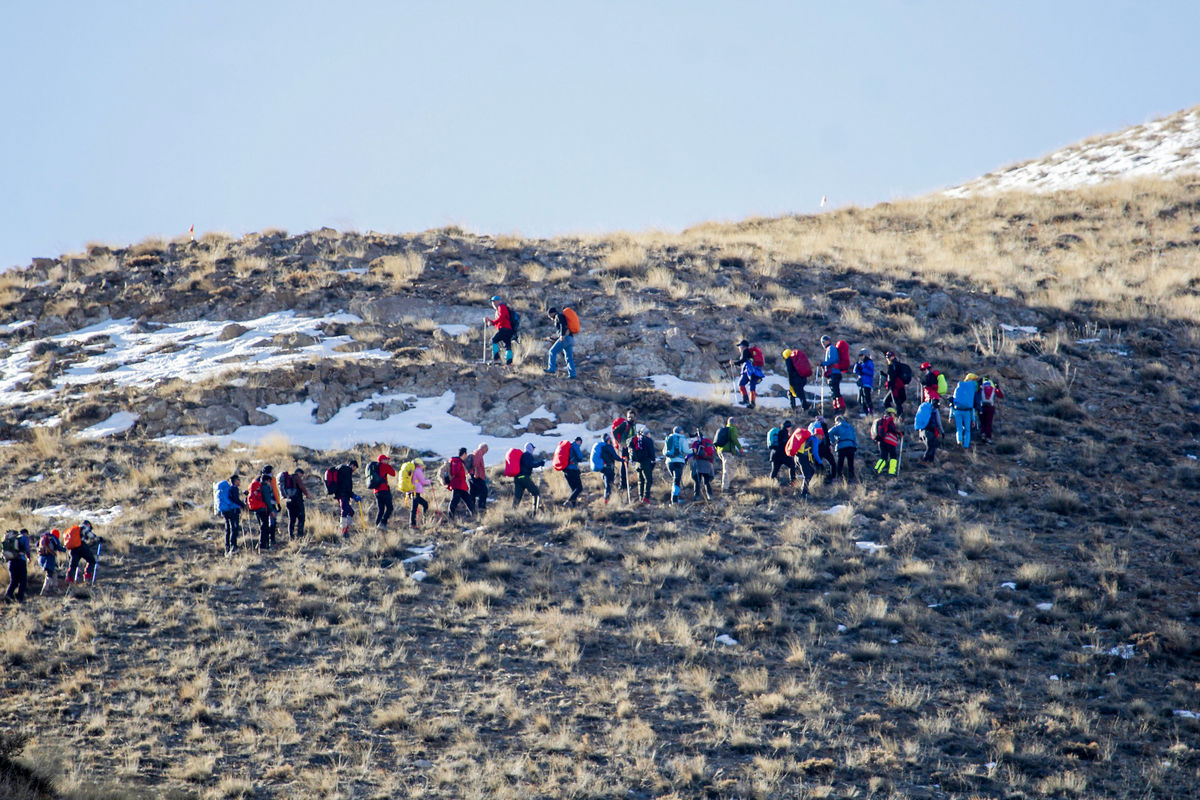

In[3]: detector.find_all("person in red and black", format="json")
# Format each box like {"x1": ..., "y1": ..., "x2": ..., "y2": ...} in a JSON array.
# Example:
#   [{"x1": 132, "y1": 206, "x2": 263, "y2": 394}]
[
  {"x1": 882, "y1": 351, "x2": 909, "y2": 418},
  {"x1": 371, "y1": 455, "x2": 397, "y2": 529},
  {"x1": 872, "y1": 408, "x2": 903, "y2": 476},
  {"x1": 64, "y1": 521, "x2": 99, "y2": 584},
  {"x1": 484, "y1": 296, "x2": 515, "y2": 365},
  {"x1": 448, "y1": 448, "x2": 475, "y2": 517}
]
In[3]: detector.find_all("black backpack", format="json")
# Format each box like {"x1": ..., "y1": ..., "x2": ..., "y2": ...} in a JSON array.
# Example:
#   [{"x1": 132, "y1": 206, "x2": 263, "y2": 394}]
[
  {"x1": 714, "y1": 426, "x2": 731, "y2": 448},
  {"x1": 366, "y1": 461, "x2": 383, "y2": 490},
  {"x1": 509, "y1": 307, "x2": 521, "y2": 340},
  {"x1": 897, "y1": 362, "x2": 913, "y2": 385}
]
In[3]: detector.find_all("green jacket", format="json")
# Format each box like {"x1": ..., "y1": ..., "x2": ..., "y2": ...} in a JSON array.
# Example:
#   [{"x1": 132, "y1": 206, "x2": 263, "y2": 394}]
[{"x1": 716, "y1": 424, "x2": 742, "y2": 454}]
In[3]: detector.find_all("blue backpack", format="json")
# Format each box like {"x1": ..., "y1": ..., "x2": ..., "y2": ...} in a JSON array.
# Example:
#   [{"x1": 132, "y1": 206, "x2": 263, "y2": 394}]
[
  {"x1": 953, "y1": 381, "x2": 977, "y2": 410},
  {"x1": 767, "y1": 427, "x2": 781, "y2": 448},
  {"x1": 665, "y1": 433, "x2": 688, "y2": 459},
  {"x1": 590, "y1": 441, "x2": 606, "y2": 471},
  {"x1": 914, "y1": 402, "x2": 933, "y2": 430}
]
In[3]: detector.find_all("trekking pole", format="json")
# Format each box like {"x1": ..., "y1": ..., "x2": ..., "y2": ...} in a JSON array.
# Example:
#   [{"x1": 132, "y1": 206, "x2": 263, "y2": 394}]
[
  {"x1": 897, "y1": 437, "x2": 904, "y2": 477},
  {"x1": 482, "y1": 323, "x2": 487, "y2": 364},
  {"x1": 357, "y1": 499, "x2": 366, "y2": 531},
  {"x1": 91, "y1": 542, "x2": 101, "y2": 585}
]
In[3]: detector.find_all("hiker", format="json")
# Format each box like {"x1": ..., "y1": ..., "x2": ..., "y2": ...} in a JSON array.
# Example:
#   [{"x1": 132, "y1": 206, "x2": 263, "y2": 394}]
[
  {"x1": 979, "y1": 378, "x2": 1004, "y2": 442},
  {"x1": 871, "y1": 408, "x2": 903, "y2": 476},
  {"x1": 367, "y1": 455, "x2": 397, "y2": 529},
  {"x1": 408, "y1": 459, "x2": 429, "y2": 527},
  {"x1": 854, "y1": 349, "x2": 875, "y2": 416},
  {"x1": 281, "y1": 467, "x2": 312, "y2": 540},
  {"x1": 714, "y1": 417, "x2": 745, "y2": 490},
  {"x1": 559, "y1": 437, "x2": 585, "y2": 506},
  {"x1": 768, "y1": 421, "x2": 796, "y2": 485},
  {"x1": 809, "y1": 416, "x2": 834, "y2": 480},
  {"x1": 484, "y1": 296, "x2": 516, "y2": 365},
  {"x1": 4, "y1": 529, "x2": 31, "y2": 603},
  {"x1": 247, "y1": 465, "x2": 282, "y2": 551},
  {"x1": 591, "y1": 433, "x2": 622, "y2": 504},
  {"x1": 469, "y1": 443, "x2": 489, "y2": 511},
  {"x1": 215, "y1": 473, "x2": 245, "y2": 556},
  {"x1": 612, "y1": 411, "x2": 637, "y2": 493},
  {"x1": 663, "y1": 425, "x2": 689, "y2": 503},
  {"x1": 784, "y1": 426, "x2": 818, "y2": 500},
  {"x1": 688, "y1": 429, "x2": 716, "y2": 501},
  {"x1": 513, "y1": 443, "x2": 543, "y2": 512},
  {"x1": 920, "y1": 363, "x2": 947, "y2": 404},
  {"x1": 448, "y1": 448, "x2": 475, "y2": 516},
  {"x1": 631, "y1": 426, "x2": 657, "y2": 504},
  {"x1": 544, "y1": 307, "x2": 578, "y2": 379},
  {"x1": 915, "y1": 397, "x2": 944, "y2": 463},
  {"x1": 951, "y1": 374, "x2": 980, "y2": 448},
  {"x1": 733, "y1": 339, "x2": 764, "y2": 409},
  {"x1": 828, "y1": 415, "x2": 858, "y2": 482},
  {"x1": 37, "y1": 529, "x2": 66, "y2": 595},
  {"x1": 882, "y1": 351, "x2": 911, "y2": 418},
  {"x1": 782, "y1": 349, "x2": 813, "y2": 411},
  {"x1": 334, "y1": 460, "x2": 361, "y2": 536},
  {"x1": 819, "y1": 335, "x2": 843, "y2": 411},
  {"x1": 64, "y1": 521, "x2": 99, "y2": 585}
]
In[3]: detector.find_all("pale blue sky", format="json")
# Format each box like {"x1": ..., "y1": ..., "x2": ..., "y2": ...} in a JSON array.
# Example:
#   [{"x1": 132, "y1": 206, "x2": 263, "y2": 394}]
[{"x1": 2, "y1": 1, "x2": 1196, "y2": 268}]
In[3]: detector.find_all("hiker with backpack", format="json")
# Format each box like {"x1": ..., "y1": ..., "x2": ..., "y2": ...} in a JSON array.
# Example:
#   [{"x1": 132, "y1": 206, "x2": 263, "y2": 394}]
[
  {"x1": 4, "y1": 529, "x2": 31, "y2": 603},
  {"x1": 64, "y1": 521, "x2": 100, "y2": 585},
  {"x1": 554, "y1": 437, "x2": 586, "y2": 506},
  {"x1": 468, "y1": 443, "x2": 489, "y2": 511},
  {"x1": 663, "y1": 426, "x2": 689, "y2": 503},
  {"x1": 828, "y1": 415, "x2": 858, "y2": 483},
  {"x1": 920, "y1": 363, "x2": 947, "y2": 404},
  {"x1": 714, "y1": 417, "x2": 745, "y2": 490},
  {"x1": 784, "y1": 425, "x2": 819, "y2": 500},
  {"x1": 882, "y1": 351, "x2": 912, "y2": 418},
  {"x1": 612, "y1": 411, "x2": 637, "y2": 494},
  {"x1": 630, "y1": 426, "x2": 657, "y2": 504},
  {"x1": 37, "y1": 529, "x2": 67, "y2": 595},
  {"x1": 591, "y1": 433, "x2": 623, "y2": 504},
  {"x1": 809, "y1": 416, "x2": 835, "y2": 481},
  {"x1": 782, "y1": 349, "x2": 814, "y2": 411},
  {"x1": 768, "y1": 421, "x2": 796, "y2": 485},
  {"x1": 247, "y1": 465, "x2": 283, "y2": 551},
  {"x1": 688, "y1": 429, "x2": 717, "y2": 501},
  {"x1": 406, "y1": 459, "x2": 430, "y2": 527},
  {"x1": 820, "y1": 336, "x2": 845, "y2": 413},
  {"x1": 733, "y1": 339, "x2": 765, "y2": 409},
  {"x1": 332, "y1": 460, "x2": 361, "y2": 537},
  {"x1": 871, "y1": 408, "x2": 903, "y2": 476},
  {"x1": 484, "y1": 296, "x2": 517, "y2": 365},
  {"x1": 915, "y1": 397, "x2": 944, "y2": 464},
  {"x1": 512, "y1": 443, "x2": 543, "y2": 513},
  {"x1": 951, "y1": 374, "x2": 981, "y2": 449},
  {"x1": 854, "y1": 349, "x2": 876, "y2": 416},
  {"x1": 448, "y1": 448, "x2": 475, "y2": 516},
  {"x1": 215, "y1": 473, "x2": 245, "y2": 556},
  {"x1": 279, "y1": 467, "x2": 311, "y2": 540},
  {"x1": 544, "y1": 307, "x2": 579, "y2": 379},
  {"x1": 979, "y1": 378, "x2": 1004, "y2": 443},
  {"x1": 366, "y1": 455, "x2": 397, "y2": 529}
]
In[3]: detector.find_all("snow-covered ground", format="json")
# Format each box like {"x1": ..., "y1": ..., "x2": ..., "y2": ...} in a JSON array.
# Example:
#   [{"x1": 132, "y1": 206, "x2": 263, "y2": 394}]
[
  {"x1": 76, "y1": 411, "x2": 139, "y2": 440},
  {"x1": 946, "y1": 106, "x2": 1200, "y2": 197},
  {"x1": 33, "y1": 503, "x2": 123, "y2": 526}
]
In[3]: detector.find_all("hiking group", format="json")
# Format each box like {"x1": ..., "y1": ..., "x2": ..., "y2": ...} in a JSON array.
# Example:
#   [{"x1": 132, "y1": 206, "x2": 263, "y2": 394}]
[
  {"x1": 484, "y1": 296, "x2": 582, "y2": 379},
  {"x1": 4, "y1": 521, "x2": 103, "y2": 603}
]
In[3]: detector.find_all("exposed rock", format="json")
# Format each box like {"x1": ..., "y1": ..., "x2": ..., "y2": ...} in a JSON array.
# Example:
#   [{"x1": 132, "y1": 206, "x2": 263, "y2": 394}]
[
  {"x1": 1017, "y1": 357, "x2": 1063, "y2": 384},
  {"x1": 218, "y1": 323, "x2": 249, "y2": 341},
  {"x1": 924, "y1": 291, "x2": 959, "y2": 320},
  {"x1": 194, "y1": 405, "x2": 249, "y2": 434}
]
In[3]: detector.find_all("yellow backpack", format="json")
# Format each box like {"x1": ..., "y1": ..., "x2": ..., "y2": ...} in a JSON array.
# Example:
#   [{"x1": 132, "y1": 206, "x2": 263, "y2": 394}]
[{"x1": 398, "y1": 461, "x2": 416, "y2": 493}]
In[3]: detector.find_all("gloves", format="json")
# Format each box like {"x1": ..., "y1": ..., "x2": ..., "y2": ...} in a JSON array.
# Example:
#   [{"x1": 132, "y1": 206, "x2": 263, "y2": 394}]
[{"x1": 352, "y1": 494, "x2": 362, "y2": 502}]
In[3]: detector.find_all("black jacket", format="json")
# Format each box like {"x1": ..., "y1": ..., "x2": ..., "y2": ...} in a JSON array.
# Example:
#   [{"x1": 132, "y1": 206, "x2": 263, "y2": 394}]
[
  {"x1": 518, "y1": 452, "x2": 544, "y2": 478},
  {"x1": 336, "y1": 464, "x2": 355, "y2": 498}
]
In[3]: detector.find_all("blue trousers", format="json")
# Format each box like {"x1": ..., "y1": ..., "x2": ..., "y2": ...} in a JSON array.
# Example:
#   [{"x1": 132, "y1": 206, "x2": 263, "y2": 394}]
[
  {"x1": 954, "y1": 409, "x2": 973, "y2": 448},
  {"x1": 547, "y1": 336, "x2": 576, "y2": 377}
]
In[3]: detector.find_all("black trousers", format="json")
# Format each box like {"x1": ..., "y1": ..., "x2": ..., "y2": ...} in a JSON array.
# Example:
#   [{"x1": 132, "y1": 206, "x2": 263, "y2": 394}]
[
  {"x1": 770, "y1": 451, "x2": 796, "y2": 483},
  {"x1": 256, "y1": 508, "x2": 276, "y2": 549},
  {"x1": 601, "y1": 467, "x2": 615, "y2": 500},
  {"x1": 835, "y1": 447, "x2": 856, "y2": 481},
  {"x1": 410, "y1": 493, "x2": 428, "y2": 526},
  {"x1": 858, "y1": 387, "x2": 873, "y2": 413},
  {"x1": 513, "y1": 475, "x2": 540, "y2": 506},
  {"x1": 68, "y1": 545, "x2": 96, "y2": 578},
  {"x1": 223, "y1": 510, "x2": 241, "y2": 551},
  {"x1": 565, "y1": 470, "x2": 583, "y2": 505},
  {"x1": 374, "y1": 490, "x2": 393, "y2": 527},
  {"x1": 636, "y1": 463, "x2": 654, "y2": 500},
  {"x1": 449, "y1": 489, "x2": 475, "y2": 516},
  {"x1": 6, "y1": 559, "x2": 27, "y2": 602},
  {"x1": 922, "y1": 431, "x2": 940, "y2": 462},
  {"x1": 286, "y1": 499, "x2": 305, "y2": 539},
  {"x1": 692, "y1": 471, "x2": 713, "y2": 500},
  {"x1": 469, "y1": 476, "x2": 488, "y2": 511}
]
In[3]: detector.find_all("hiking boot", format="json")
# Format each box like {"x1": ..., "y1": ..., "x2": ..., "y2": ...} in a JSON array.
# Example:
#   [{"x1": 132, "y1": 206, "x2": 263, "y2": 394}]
[
  {"x1": 544, "y1": 369, "x2": 556, "y2": 375},
  {"x1": 642, "y1": 497, "x2": 651, "y2": 505}
]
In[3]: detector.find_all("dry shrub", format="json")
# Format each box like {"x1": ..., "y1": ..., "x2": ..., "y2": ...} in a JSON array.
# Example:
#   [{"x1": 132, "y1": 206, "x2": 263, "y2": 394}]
[{"x1": 371, "y1": 253, "x2": 425, "y2": 285}]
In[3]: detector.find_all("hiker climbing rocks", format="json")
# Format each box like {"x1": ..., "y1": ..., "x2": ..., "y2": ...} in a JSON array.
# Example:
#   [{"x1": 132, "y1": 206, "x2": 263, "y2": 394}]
[
  {"x1": 714, "y1": 417, "x2": 744, "y2": 490},
  {"x1": 688, "y1": 429, "x2": 717, "y2": 501},
  {"x1": 768, "y1": 421, "x2": 796, "y2": 485},
  {"x1": 782, "y1": 349, "x2": 814, "y2": 410},
  {"x1": 544, "y1": 307, "x2": 578, "y2": 379},
  {"x1": 828, "y1": 415, "x2": 858, "y2": 483},
  {"x1": 248, "y1": 465, "x2": 283, "y2": 550},
  {"x1": 4, "y1": 529, "x2": 31, "y2": 602},
  {"x1": 784, "y1": 425, "x2": 818, "y2": 500},
  {"x1": 952, "y1": 373, "x2": 980, "y2": 448},
  {"x1": 280, "y1": 467, "x2": 312, "y2": 540},
  {"x1": 407, "y1": 459, "x2": 429, "y2": 527},
  {"x1": 485, "y1": 296, "x2": 516, "y2": 365},
  {"x1": 469, "y1": 443, "x2": 489, "y2": 511},
  {"x1": 663, "y1": 425, "x2": 689, "y2": 503},
  {"x1": 882, "y1": 351, "x2": 912, "y2": 418},
  {"x1": 854, "y1": 349, "x2": 875, "y2": 416},
  {"x1": 555, "y1": 437, "x2": 585, "y2": 506},
  {"x1": 334, "y1": 460, "x2": 360, "y2": 536},
  {"x1": 591, "y1": 433, "x2": 622, "y2": 504},
  {"x1": 871, "y1": 408, "x2": 903, "y2": 476},
  {"x1": 64, "y1": 521, "x2": 100, "y2": 585},
  {"x1": 37, "y1": 528, "x2": 66, "y2": 595},
  {"x1": 979, "y1": 378, "x2": 1004, "y2": 443},
  {"x1": 367, "y1": 455, "x2": 397, "y2": 529},
  {"x1": 612, "y1": 411, "x2": 637, "y2": 493},
  {"x1": 216, "y1": 473, "x2": 245, "y2": 556},
  {"x1": 631, "y1": 426, "x2": 657, "y2": 504},
  {"x1": 448, "y1": 448, "x2": 475, "y2": 516},
  {"x1": 809, "y1": 416, "x2": 834, "y2": 481},
  {"x1": 513, "y1": 443, "x2": 543, "y2": 512},
  {"x1": 915, "y1": 397, "x2": 944, "y2": 464},
  {"x1": 733, "y1": 339, "x2": 765, "y2": 408}
]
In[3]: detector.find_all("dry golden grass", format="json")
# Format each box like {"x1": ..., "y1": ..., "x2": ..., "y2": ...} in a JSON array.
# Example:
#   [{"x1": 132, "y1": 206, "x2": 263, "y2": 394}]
[{"x1": 371, "y1": 253, "x2": 426, "y2": 286}]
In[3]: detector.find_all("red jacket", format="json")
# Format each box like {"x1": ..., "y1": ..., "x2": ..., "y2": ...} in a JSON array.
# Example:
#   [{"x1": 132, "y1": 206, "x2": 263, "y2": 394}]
[
  {"x1": 488, "y1": 304, "x2": 512, "y2": 330},
  {"x1": 449, "y1": 457, "x2": 469, "y2": 492},
  {"x1": 373, "y1": 461, "x2": 396, "y2": 494}
]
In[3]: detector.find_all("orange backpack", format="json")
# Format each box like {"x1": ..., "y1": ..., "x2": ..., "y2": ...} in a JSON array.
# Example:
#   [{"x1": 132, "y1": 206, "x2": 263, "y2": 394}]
[{"x1": 563, "y1": 308, "x2": 581, "y2": 335}]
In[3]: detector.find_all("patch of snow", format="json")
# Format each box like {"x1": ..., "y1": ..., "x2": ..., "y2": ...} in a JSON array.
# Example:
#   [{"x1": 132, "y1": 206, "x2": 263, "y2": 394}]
[
  {"x1": 411, "y1": 570, "x2": 427, "y2": 582},
  {"x1": 714, "y1": 634, "x2": 739, "y2": 646},
  {"x1": 1036, "y1": 602, "x2": 1054, "y2": 611},
  {"x1": 999, "y1": 324, "x2": 1039, "y2": 335},
  {"x1": 1174, "y1": 710, "x2": 1200, "y2": 719},
  {"x1": 517, "y1": 405, "x2": 556, "y2": 428},
  {"x1": 33, "y1": 503, "x2": 123, "y2": 526},
  {"x1": 836, "y1": 624, "x2": 848, "y2": 633},
  {"x1": 24, "y1": 416, "x2": 62, "y2": 428},
  {"x1": 76, "y1": 411, "x2": 139, "y2": 440},
  {"x1": 822, "y1": 504, "x2": 851, "y2": 516},
  {"x1": 337, "y1": 267, "x2": 368, "y2": 275},
  {"x1": 402, "y1": 551, "x2": 433, "y2": 565},
  {"x1": 855, "y1": 541, "x2": 886, "y2": 554},
  {"x1": 1082, "y1": 644, "x2": 1135, "y2": 660},
  {"x1": 957, "y1": 490, "x2": 969, "y2": 497},
  {"x1": 0, "y1": 320, "x2": 35, "y2": 335},
  {"x1": 438, "y1": 323, "x2": 472, "y2": 336},
  {"x1": 28, "y1": 474, "x2": 44, "y2": 482},
  {"x1": 1188, "y1": 454, "x2": 1198, "y2": 461},
  {"x1": 1049, "y1": 675, "x2": 1060, "y2": 681},
  {"x1": 1076, "y1": 338, "x2": 1102, "y2": 344},
  {"x1": 1000, "y1": 582, "x2": 1017, "y2": 590}
]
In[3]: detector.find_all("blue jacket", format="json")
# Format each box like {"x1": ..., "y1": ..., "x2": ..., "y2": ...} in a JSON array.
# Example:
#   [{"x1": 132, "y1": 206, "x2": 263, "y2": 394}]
[
  {"x1": 566, "y1": 441, "x2": 584, "y2": 471},
  {"x1": 821, "y1": 344, "x2": 841, "y2": 373},
  {"x1": 853, "y1": 357, "x2": 875, "y2": 387},
  {"x1": 828, "y1": 421, "x2": 858, "y2": 451},
  {"x1": 216, "y1": 480, "x2": 244, "y2": 513}
]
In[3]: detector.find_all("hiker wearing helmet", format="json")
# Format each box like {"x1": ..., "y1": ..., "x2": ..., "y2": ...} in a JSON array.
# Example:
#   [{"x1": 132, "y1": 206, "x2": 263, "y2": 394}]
[
  {"x1": 853, "y1": 349, "x2": 875, "y2": 416},
  {"x1": 882, "y1": 351, "x2": 910, "y2": 417},
  {"x1": 662, "y1": 426, "x2": 689, "y2": 503},
  {"x1": 513, "y1": 443, "x2": 543, "y2": 513},
  {"x1": 920, "y1": 363, "x2": 945, "y2": 404},
  {"x1": 4, "y1": 529, "x2": 31, "y2": 602},
  {"x1": 951, "y1": 374, "x2": 981, "y2": 448},
  {"x1": 819, "y1": 335, "x2": 843, "y2": 410},
  {"x1": 871, "y1": 408, "x2": 903, "y2": 476},
  {"x1": 37, "y1": 528, "x2": 67, "y2": 595},
  {"x1": 733, "y1": 339, "x2": 764, "y2": 409},
  {"x1": 828, "y1": 415, "x2": 858, "y2": 483},
  {"x1": 484, "y1": 296, "x2": 516, "y2": 365},
  {"x1": 782, "y1": 349, "x2": 813, "y2": 411},
  {"x1": 409, "y1": 459, "x2": 430, "y2": 527},
  {"x1": 978, "y1": 378, "x2": 1004, "y2": 443},
  {"x1": 714, "y1": 417, "x2": 744, "y2": 491},
  {"x1": 369, "y1": 455, "x2": 397, "y2": 529},
  {"x1": 469, "y1": 443, "x2": 490, "y2": 511},
  {"x1": 544, "y1": 307, "x2": 577, "y2": 379}
]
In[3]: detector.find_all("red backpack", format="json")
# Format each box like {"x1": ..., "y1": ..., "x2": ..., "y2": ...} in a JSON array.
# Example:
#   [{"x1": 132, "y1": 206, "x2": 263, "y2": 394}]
[
  {"x1": 552, "y1": 440, "x2": 572, "y2": 471},
  {"x1": 785, "y1": 428, "x2": 811, "y2": 458},
  {"x1": 748, "y1": 346, "x2": 765, "y2": 368},
  {"x1": 612, "y1": 417, "x2": 632, "y2": 445},
  {"x1": 246, "y1": 478, "x2": 266, "y2": 511},
  {"x1": 693, "y1": 437, "x2": 716, "y2": 461},
  {"x1": 790, "y1": 350, "x2": 812, "y2": 378},
  {"x1": 504, "y1": 448, "x2": 523, "y2": 478},
  {"x1": 323, "y1": 467, "x2": 338, "y2": 495},
  {"x1": 835, "y1": 340, "x2": 851, "y2": 372}
]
